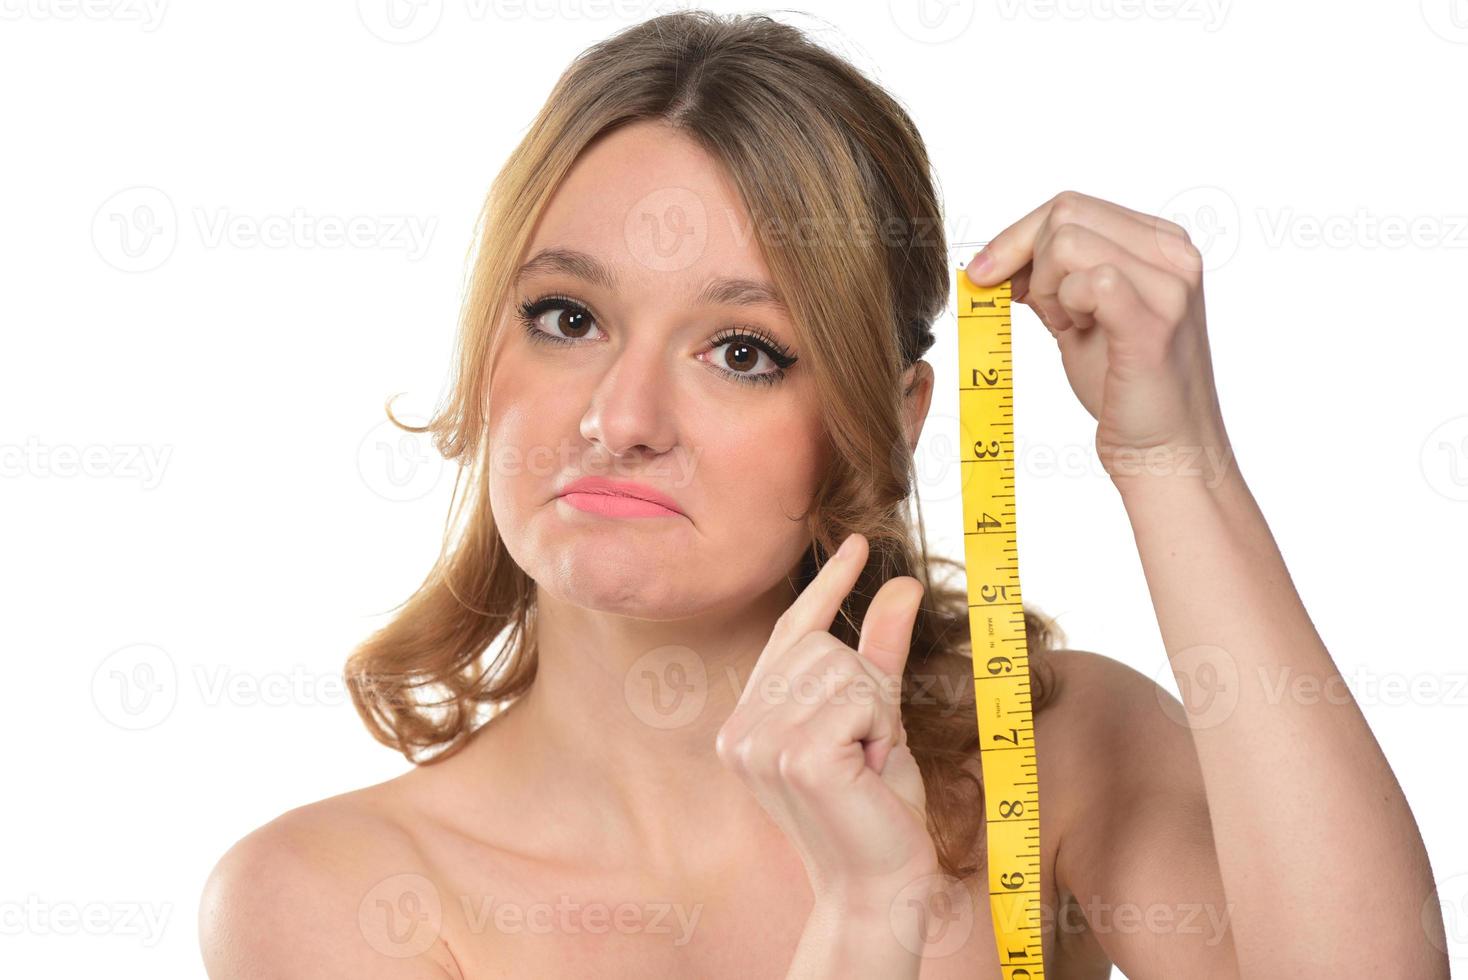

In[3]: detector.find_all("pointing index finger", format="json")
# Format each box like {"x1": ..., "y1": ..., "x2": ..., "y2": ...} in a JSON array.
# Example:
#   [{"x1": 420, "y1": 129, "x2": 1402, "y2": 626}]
[
  {"x1": 776, "y1": 531, "x2": 866, "y2": 643},
  {"x1": 745, "y1": 532, "x2": 868, "y2": 687}
]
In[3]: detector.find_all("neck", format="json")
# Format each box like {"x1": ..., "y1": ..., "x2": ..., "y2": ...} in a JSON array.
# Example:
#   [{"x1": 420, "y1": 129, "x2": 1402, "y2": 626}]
[{"x1": 484, "y1": 574, "x2": 805, "y2": 879}]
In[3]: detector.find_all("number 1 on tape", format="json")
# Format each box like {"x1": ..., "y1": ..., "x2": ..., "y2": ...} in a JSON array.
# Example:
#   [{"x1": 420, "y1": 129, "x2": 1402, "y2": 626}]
[{"x1": 952, "y1": 240, "x2": 1044, "y2": 978}]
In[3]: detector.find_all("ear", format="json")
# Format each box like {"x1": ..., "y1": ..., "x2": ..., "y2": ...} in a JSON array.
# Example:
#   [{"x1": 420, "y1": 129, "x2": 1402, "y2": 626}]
[{"x1": 900, "y1": 360, "x2": 935, "y2": 451}]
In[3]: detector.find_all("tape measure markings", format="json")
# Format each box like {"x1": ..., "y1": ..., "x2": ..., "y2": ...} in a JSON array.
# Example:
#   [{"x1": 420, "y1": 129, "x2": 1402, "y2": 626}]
[{"x1": 954, "y1": 246, "x2": 1045, "y2": 980}]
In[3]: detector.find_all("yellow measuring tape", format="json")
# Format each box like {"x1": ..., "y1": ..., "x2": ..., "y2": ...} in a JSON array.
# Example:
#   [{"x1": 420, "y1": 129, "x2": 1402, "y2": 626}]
[{"x1": 953, "y1": 241, "x2": 1044, "y2": 978}]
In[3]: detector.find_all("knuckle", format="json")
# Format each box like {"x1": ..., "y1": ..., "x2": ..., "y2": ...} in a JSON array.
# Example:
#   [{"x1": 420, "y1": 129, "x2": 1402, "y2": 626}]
[
  {"x1": 1092, "y1": 263, "x2": 1125, "y2": 296},
  {"x1": 1154, "y1": 229, "x2": 1203, "y2": 281},
  {"x1": 1049, "y1": 222, "x2": 1086, "y2": 259},
  {"x1": 827, "y1": 670, "x2": 866, "y2": 705},
  {"x1": 1051, "y1": 189, "x2": 1087, "y2": 214},
  {"x1": 730, "y1": 731, "x2": 770, "y2": 774},
  {"x1": 714, "y1": 724, "x2": 739, "y2": 764},
  {"x1": 1156, "y1": 215, "x2": 1188, "y2": 239},
  {"x1": 810, "y1": 646, "x2": 856, "y2": 679},
  {"x1": 776, "y1": 744, "x2": 826, "y2": 788},
  {"x1": 1178, "y1": 237, "x2": 1205, "y2": 273}
]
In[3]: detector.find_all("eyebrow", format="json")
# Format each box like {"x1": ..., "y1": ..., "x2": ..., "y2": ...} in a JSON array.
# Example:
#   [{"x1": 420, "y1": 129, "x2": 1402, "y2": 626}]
[{"x1": 513, "y1": 246, "x2": 790, "y2": 316}]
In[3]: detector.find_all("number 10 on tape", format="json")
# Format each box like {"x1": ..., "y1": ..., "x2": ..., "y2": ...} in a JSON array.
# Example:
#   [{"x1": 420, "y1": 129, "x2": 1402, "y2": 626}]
[{"x1": 951, "y1": 240, "x2": 1044, "y2": 978}]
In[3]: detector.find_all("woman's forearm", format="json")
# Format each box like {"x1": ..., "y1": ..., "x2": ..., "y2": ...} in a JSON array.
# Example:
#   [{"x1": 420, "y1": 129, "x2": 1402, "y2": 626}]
[{"x1": 1113, "y1": 458, "x2": 1445, "y2": 976}]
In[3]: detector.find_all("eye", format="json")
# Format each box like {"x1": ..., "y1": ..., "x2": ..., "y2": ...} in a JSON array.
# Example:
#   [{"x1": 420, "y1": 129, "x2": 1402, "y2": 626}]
[
  {"x1": 700, "y1": 329, "x2": 798, "y2": 387},
  {"x1": 517, "y1": 295, "x2": 603, "y2": 344}
]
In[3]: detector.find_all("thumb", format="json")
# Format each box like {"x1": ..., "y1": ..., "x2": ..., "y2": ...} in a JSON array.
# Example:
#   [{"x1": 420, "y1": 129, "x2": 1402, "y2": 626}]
[
  {"x1": 857, "y1": 576, "x2": 924, "y2": 679},
  {"x1": 856, "y1": 576, "x2": 924, "y2": 772}
]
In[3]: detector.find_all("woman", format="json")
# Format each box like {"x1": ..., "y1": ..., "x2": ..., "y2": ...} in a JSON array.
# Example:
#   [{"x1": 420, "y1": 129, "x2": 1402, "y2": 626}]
[{"x1": 200, "y1": 11, "x2": 1445, "y2": 978}]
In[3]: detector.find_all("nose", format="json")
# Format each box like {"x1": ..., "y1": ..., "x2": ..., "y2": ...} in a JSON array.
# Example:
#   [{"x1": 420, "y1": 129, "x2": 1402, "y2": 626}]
[{"x1": 577, "y1": 340, "x2": 677, "y2": 459}]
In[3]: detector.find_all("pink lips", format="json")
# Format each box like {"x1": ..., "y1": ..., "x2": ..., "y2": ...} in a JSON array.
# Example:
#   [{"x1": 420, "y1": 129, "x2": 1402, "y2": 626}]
[{"x1": 555, "y1": 476, "x2": 685, "y2": 519}]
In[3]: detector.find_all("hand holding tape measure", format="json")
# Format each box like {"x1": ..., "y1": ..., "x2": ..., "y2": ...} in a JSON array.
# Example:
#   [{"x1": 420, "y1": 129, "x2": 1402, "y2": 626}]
[
  {"x1": 954, "y1": 191, "x2": 1230, "y2": 977},
  {"x1": 963, "y1": 191, "x2": 1232, "y2": 486}
]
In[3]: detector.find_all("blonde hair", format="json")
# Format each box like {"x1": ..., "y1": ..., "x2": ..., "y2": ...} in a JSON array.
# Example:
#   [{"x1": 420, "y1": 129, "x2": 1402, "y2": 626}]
[{"x1": 345, "y1": 9, "x2": 1061, "y2": 880}]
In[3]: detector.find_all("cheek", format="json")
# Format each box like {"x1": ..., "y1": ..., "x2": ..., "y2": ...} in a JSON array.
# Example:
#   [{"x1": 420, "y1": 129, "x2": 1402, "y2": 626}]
[
  {"x1": 694, "y1": 407, "x2": 826, "y2": 556},
  {"x1": 484, "y1": 356, "x2": 561, "y2": 526}
]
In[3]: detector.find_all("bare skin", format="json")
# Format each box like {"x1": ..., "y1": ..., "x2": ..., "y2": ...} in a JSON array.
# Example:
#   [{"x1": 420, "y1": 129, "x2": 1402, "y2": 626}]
[
  {"x1": 199, "y1": 647, "x2": 1222, "y2": 978},
  {"x1": 200, "y1": 121, "x2": 1442, "y2": 977},
  {"x1": 199, "y1": 123, "x2": 1225, "y2": 979}
]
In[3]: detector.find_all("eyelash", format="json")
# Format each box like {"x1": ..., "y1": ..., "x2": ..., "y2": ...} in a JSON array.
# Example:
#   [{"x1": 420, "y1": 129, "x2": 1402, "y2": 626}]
[{"x1": 515, "y1": 293, "x2": 798, "y2": 388}]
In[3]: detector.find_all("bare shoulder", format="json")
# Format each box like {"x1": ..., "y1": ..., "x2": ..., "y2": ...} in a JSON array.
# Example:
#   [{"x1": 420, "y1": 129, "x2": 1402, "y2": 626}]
[
  {"x1": 1033, "y1": 648, "x2": 1235, "y2": 971},
  {"x1": 1034, "y1": 647, "x2": 1210, "y2": 811},
  {"x1": 198, "y1": 783, "x2": 464, "y2": 979}
]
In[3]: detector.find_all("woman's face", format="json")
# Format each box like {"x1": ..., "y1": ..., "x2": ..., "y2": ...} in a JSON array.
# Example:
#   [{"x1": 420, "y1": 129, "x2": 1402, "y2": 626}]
[{"x1": 486, "y1": 119, "x2": 830, "y2": 620}]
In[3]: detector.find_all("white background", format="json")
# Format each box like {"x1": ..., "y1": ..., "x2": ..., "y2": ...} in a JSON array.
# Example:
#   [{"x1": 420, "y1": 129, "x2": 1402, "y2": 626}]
[{"x1": 3, "y1": 1, "x2": 1467, "y2": 977}]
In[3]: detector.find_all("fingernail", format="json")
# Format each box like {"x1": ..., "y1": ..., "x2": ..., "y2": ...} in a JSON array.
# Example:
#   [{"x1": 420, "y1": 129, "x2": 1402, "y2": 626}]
[
  {"x1": 836, "y1": 534, "x2": 859, "y2": 560},
  {"x1": 965, "y1": 250, "x2": 993, "y2": 282}
]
